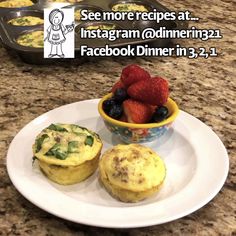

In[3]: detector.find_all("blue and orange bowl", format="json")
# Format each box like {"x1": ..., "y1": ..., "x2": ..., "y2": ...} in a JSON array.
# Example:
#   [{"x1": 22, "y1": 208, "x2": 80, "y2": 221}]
[{"x1": 98, "y1": 93, "x2": 179, "y2": 143}]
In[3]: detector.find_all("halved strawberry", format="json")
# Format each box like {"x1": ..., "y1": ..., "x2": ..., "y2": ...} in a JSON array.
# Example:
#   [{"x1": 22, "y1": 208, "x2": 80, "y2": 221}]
[
  {"x1": 127, "y1": 77, "x2": 169, "y2": 106},
  {"x1": 121, "y1": 64, "x2": 150, "y2": 87},
  {"x1": 111, "y1": 80, "x2": 126, "y2": 94},
  {"x1": 123, "y1": 99, "x2": 153, "y2": 124}
]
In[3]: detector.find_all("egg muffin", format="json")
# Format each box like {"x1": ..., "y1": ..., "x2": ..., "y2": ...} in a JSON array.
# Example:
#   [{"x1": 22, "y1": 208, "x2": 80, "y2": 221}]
[
  {"x1": 33, "y1": 123, "x2": 103, "y2": 185},
  {"x1": 112, "y1": 3, "x2": 148, "y2": 12},
  {"x1": 0, "y1": 0, "x2": 34, "y2": 8},
  {"x1": 49, "y1": 0, "x2": 82, "y2": 3},
  {"x1": 8, "y1": 16, "x2": 44, "y2": 26},
  {"x1": 99, "y1": 144, "x2": 166, "y2": 202},
  {"x1": 17, "y1": 30, "x2": 44, "y2": 48},
  {"x1": 86, "y1": 24, "x2": 116, "y2": 30}
]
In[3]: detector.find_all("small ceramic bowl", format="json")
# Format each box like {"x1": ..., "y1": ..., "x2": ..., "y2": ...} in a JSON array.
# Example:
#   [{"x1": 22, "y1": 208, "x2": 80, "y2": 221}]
[{"x1": 98, "y1": 93, "x2": 179, "y2": 143}]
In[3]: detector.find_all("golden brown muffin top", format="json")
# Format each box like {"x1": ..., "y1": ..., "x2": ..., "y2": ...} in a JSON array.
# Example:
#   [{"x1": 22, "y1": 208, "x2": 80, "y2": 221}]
[{"x1": 99, "y1": 144, "x2": 166, "y2": 192}]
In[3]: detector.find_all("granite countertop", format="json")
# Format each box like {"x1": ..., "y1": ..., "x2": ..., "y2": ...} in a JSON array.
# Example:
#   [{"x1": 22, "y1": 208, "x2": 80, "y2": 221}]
[{"x1": 0, "y1": 0, "x2": 235, "y2": 235}]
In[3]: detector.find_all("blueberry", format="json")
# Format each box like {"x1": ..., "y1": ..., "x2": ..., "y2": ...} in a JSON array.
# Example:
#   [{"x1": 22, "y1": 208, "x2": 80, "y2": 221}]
[
  {"x1": 103, "y1": 98, "x2": 116, "y2": 114},
  {"x1": 152, "y1": 106, "x2": 169, "y2": 122},
  {"x1": 108, "y1": 104, "x2": 123, "y2": 119},
  {"x1": 114, "y1": 88, "x2": 128, "y2": 103}
]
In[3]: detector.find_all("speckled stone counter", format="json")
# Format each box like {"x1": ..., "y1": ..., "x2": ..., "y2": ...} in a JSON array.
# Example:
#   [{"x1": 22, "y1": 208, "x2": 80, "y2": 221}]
[{"x1": 0, "y1": 0, "x2": 235, "y2": 235}]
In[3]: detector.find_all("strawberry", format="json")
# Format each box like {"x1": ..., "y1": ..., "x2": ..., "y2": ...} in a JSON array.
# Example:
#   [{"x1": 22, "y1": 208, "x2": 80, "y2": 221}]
[
  {"x1": 127, "y1": 77, "x2": 169, "y2": 106},
  {"x1": 123, "y1": 99, "x2": 153, "y2": 124},
  {"x1": 150, "y1": 105, "x2": 157, "y2": 113},
  {"x1": 121, "y1": 64, "x2": 150, "y2": 87},
  {"x1": 111, "y1": 80, "x2": 126, "y2": 93}
]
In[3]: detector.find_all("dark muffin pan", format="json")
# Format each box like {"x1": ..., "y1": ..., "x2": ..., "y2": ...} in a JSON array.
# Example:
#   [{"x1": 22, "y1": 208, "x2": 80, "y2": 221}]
[{"x1": 0, "y1": 0, "x2": 187, "y2": 64}]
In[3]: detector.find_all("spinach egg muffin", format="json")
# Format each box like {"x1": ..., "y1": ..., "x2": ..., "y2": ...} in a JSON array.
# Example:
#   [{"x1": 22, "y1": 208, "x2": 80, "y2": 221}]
[
  {"x1": 99, "y1": 144, "x2": 166, "y2": 202},
  {"x1": 0, "y1": 0, "x2": 34, "y2": 8},
  {"x1": 33, "y1": 123, "x2": 103, "y2": 185},
  {"x1": 8, "y1": 16, "x2": 44, "y2": 26},
  {"x1": 17, "y1": 30, "x2": 44, "y2": 48}
]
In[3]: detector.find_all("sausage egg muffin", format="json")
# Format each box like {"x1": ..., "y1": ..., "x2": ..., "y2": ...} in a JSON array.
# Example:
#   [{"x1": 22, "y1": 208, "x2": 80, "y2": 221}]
[
  {"x1": 33, "y1": 123, "x2": 103, "y2": 185},
  {"x1": 99, "y1": 144, "x2": 166, "y2": 202}
]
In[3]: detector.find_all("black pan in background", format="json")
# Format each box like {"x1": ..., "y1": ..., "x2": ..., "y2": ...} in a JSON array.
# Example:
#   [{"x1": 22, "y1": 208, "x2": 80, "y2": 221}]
[{"x1": 0, "y1": 0, "x2": 187, "y2": 64}]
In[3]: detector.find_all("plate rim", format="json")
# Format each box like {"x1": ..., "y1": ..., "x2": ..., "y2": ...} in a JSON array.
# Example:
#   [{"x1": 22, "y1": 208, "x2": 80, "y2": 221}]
[{"x1": 6, "y1": 98, "x2": 229, "y2": 228}]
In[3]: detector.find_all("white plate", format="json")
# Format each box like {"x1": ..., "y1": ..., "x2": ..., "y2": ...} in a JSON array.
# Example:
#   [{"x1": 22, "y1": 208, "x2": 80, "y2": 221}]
[{"x1": 7, "y1": 99, "x2": 229, "y2": 228}]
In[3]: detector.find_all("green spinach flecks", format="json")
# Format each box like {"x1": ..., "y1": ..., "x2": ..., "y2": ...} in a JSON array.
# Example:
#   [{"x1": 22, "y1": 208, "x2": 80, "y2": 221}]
[
  {"x1": 32, "y1": 156, "x2": 37, "y2": 165},
  {"x1": 45, "y1": 143, "x2": 67, "y2": 160},
  {"x1": 84, "y1": 136, "x2": 94, "y2": 146},
  {"x1": 35, "y1": 134, "x2": 49, "y2": 152},
  {"x1": 68, "y1": 141, "x2": 78, "y2": 153},
  {"x1": 47, "y1": 124, "x2": 68, "y2": 132}
]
